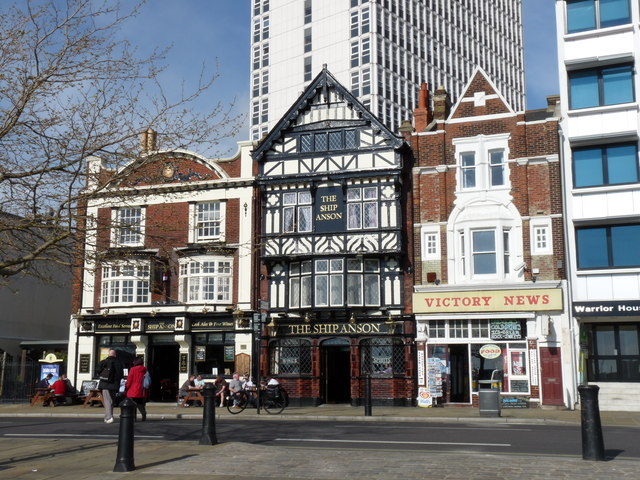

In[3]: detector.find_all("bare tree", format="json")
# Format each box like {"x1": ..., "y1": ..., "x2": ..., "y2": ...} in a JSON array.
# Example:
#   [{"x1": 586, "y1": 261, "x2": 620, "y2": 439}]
[{"x1": 0, "y1": 0, "x2": 244, "y2": 282}]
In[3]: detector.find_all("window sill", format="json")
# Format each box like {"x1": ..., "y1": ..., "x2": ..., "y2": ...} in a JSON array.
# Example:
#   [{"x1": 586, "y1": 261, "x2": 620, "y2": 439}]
[
  {"x1": 563, "y1": 23, "x2": 633, "y2": 41},
  {"x1": 567, "y1": 102, "x2": 638, "y2": 117},
  {"x1": 576, "y1": 267, "x2": 640, "y2": 276},
  {"x1": 571, "y1": 183, "x2": 640, "y2": 196}
]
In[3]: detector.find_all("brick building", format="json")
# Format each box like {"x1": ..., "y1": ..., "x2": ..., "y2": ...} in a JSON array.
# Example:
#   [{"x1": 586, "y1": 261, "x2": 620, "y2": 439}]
[
  {"x1": 254, "y1": 67, "x2": 415, "y2": 406},
  {"x1": 67, "y1": 132, "x2": 256, "y2": 401},
  {"x1": 406, "y1": 69, "x2": 575, "y2": 409}
]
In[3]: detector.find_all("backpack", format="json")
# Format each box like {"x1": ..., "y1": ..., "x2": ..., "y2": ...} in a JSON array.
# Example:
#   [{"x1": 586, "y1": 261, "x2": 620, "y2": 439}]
[
  {"x1": 99, "y1": 361, "x2": 113, "y2": 383},
  {"x1": 143, "y1": 371, "x2": 151, "y2": 389}
]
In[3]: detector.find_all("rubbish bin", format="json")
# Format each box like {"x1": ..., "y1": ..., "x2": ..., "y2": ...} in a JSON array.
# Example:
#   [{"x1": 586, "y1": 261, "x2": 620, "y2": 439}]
[{"x1": 478, "y1": 379, "x2": 500, "y2": 417}]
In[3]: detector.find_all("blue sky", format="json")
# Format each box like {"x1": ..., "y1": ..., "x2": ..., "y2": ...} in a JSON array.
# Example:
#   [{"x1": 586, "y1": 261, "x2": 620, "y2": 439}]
[{"x1": 98, "y1": 1, "x2": 561, "y2": 155}]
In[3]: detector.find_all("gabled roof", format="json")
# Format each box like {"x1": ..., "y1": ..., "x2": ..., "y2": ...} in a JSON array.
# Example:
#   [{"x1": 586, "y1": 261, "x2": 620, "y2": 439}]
[
  {"x1": 448, "y1": 67, "x2": 515, "y2": 120},
  {"x1": 253, "y1": 66, "x2": 403, "y2": 162}
]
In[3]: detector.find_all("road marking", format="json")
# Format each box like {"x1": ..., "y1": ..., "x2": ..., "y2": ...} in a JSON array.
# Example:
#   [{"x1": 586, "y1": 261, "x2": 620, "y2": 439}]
[
  {"x1": 4, "y1": 433, "x2": 163, "y2": 439},
  {"x1": 275, "y1": 438, "x2": 511, "y2": 447},
  {"x1": 336, "y1": 425, "x2": 532, "y2": 432}
]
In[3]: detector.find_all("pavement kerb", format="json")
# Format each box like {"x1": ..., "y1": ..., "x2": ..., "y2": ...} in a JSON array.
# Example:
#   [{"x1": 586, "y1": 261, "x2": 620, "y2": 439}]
[{"x1": 0, "y1": 411, "x2": 578, "y2": 425}]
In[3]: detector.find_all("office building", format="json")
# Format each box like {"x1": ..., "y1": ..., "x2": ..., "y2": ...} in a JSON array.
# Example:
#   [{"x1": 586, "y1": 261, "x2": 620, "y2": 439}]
[
  {"x1": 555, "y1": 0, "x2": 640, "y2": 410},
  {"x1": 249, "y1": 0, "x2": 525, "y2": 140}
]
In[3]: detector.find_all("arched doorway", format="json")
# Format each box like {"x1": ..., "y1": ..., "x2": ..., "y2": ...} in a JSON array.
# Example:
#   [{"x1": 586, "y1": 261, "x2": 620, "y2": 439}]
[{"x1": 320, "y1": 338, "x2": 351, "y2": 404}]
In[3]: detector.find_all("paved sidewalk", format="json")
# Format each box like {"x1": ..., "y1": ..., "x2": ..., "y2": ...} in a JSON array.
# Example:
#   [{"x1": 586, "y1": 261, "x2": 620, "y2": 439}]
[{"x1": 2, "y1": 401, "x2": 640, "y2": 427}]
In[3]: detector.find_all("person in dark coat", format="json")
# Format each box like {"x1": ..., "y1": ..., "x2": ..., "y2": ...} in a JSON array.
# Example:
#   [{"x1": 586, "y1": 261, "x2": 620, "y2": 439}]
[
  {"x1": 96, "y1": 349, "x2": 124, "y2": 424},
  {"x1": 125, "y1": 357, "x2": 148, "y2": 421}
]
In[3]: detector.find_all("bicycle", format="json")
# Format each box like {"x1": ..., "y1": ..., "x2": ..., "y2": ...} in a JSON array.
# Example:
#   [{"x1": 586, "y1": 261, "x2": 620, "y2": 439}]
[{"x1": 226, "y1": 385, "x2": 287, "y2": 415}]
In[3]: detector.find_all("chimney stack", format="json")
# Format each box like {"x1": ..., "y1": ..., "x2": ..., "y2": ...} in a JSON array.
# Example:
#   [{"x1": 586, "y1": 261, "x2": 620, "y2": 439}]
[
  {"x1": 413, "y1": 82, "x2": 432, "y2": 132},
  {"x1": 433, "y1": 85, "x2": 451, "y2": 121},
  {"x1": 140, "y1": 128, "x2": 157, "y2": 153}
]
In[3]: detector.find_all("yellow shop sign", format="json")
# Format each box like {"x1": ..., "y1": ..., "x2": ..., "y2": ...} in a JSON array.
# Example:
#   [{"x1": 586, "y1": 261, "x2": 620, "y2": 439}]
[{"x1": 413, "y1": 288, "x2": 563, "y2": 313}]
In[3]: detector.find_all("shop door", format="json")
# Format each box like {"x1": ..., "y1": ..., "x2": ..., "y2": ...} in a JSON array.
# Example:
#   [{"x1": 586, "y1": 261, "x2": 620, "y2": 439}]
[
  {"x1": 149, "y1": 344, "x2": 179, "y2": 402},
  {"x1": 540, "y1": 347, "x2": 564, "y2": 406},
  {"x1": 321, "y1": 339, "x2": 351, "y2": 404},
  {"x1": 449, "y1": 344, "x2": 470, "y2": 403}
]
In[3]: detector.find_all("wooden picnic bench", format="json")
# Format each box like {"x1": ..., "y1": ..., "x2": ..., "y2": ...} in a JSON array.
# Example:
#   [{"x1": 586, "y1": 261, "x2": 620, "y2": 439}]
[
  {"x1": 82, "y1": 389, "x2": 104, "y2": 408},
  {"x1": 30, "y1": 387, "x2": 54, "y2": 406}
]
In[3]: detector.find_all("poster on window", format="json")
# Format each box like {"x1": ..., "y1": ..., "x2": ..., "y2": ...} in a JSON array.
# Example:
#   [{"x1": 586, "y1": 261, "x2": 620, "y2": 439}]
[
  {"x1": 314, "y1": 187, "x2": 344, "y2": 233},
  {"x1": 490, "y1": 320, "x2": 523, "y2": 340}
]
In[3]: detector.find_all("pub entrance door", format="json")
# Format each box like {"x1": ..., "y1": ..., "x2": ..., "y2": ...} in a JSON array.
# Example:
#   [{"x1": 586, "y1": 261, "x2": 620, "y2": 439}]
[
  {"x1": 149, "y1": 342, "x2": 179, "y2": 402},
  {"x1": 321, "y1": 338, "x2": 351, "y2": 404}
]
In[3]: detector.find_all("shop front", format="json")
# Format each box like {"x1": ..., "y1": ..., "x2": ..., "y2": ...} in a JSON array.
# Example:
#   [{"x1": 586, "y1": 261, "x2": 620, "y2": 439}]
[
  {"x1": 263, "y1": 316, "x2": 415, "y2": 407},
  {"x1": 71, "y1": 314, "x2": 252, "y2": 401},
  {"x1": 414, "y1": 288, "x2": 568, "y2": 408},
  {"x1": 573, "y1": 301, "x2": 640, "y2": 411}
]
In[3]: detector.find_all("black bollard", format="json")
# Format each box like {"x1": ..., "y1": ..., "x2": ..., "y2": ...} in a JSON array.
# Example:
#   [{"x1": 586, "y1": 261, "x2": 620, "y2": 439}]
[
  {"x1": 364, "y1": 375, "x2": 372, "y2": 416},
  {"x1": 113, "y1": 398, "x2": 136, "y2": 472},
  {"x1": 578, "y1": 384, "x2": 605, "y2": 461},
  {"x1": 199, "y1": 383, "x2": 218, "y2": 445}
]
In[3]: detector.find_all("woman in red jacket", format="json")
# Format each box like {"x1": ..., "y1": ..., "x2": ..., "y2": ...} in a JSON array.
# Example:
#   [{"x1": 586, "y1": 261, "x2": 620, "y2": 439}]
[{"x1": 125, "y1": 357, "x2": 148, "y2": 421}]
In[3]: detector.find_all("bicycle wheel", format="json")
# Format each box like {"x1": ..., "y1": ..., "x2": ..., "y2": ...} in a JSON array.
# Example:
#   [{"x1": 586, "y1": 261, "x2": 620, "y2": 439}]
[
  {"x1": 226, "y1": 391, "x2": 248, "y2": 414},
  {"x1": 263, "y1": 395, "x2": 285, "y2": 415}
]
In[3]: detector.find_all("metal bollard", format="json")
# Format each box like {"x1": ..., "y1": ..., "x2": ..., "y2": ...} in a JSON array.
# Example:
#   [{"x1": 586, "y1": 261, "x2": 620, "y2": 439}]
[
  {"x1": 199, "y1": 384, "x2": 218, "y2": 445},
  {"x1": 578, "y1": 384, "x2": 605, "y2": 461},
  {"x1": 113, "y1": 398, "x2": 136, "y2": 472},
  {"x1": 364, "y1": 375, "x2": 372, "y2": 416}
]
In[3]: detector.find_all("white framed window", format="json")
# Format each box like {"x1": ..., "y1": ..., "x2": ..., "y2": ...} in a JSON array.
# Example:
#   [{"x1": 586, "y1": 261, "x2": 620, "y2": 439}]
[
  {"x1": 457, "y1": 226, "x2": 513, "y2": 280},
  {"x1": 189, "y1": 201, "x2": 226, "y2": 243},
  {"x1": 179, "y1": 257, "x2": 233, "y2": 304},
  {"x1": 347, "y1": 186, "x2": 378, "y2": 230},
  {"x1": 421, "y1": 226, "x2": 440, "y2": 261},
  {"x1": 101, "y1": 261, "x2": 150, "y2": 306},
  {"x1": 282, "y1": 191, "x2": 312, "y2": 233},
  {"x1": 111, "y1": 207, "x2": 145, "y2": 247},
  {"x1": 454, "y1": 134, "x2": 510, "y2": 191},
  {"x1": 530, "y1": 218, "x2": 553, "y2": 255}
]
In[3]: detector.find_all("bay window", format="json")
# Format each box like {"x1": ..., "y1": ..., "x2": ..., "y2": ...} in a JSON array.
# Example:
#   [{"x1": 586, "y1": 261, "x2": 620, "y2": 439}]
[
  {"x1": 288, "y1": 257, "x2": 381, "y2": 308},
  {"x1": 458, "y1": 227, "x2": 513, "y2": 280},
  {"x1": 101, "y1": 262, "x2": 150, "y2": 305},
  {"x1": 179, "y1": 257, "x2": 232, "y2": 303}
]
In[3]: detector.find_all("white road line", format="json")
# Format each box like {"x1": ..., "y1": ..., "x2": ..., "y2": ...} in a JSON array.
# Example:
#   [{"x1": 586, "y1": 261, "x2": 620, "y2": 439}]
[
  {"x1": 275, "y1": 438, "x2": 511, "y2": 447},
  {"x1": 336, "y1": 425, "x2": 532, "y2": 432},
  {"x1": 4, "y1": 433, "x2": 163, "y2": 439}
]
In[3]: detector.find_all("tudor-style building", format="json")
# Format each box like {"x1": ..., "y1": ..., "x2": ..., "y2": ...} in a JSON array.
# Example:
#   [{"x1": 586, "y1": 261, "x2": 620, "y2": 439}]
[
  {"x1": 67, "y1": 132, "x2": 256, "y2": 401},
  {"x1": 254, "y1": 67, "x2": 415, "y2": 406},
  {"x1": 406, "y1": 69, "x2": 575, "y2": 409}
]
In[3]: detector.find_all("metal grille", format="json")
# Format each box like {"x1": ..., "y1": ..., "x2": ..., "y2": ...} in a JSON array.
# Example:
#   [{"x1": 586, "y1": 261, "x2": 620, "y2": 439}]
[
  {"x1": 269, "y1": 338, "x2": 312, "y2": 375},
  {"x1": 360, "y1": 338, "x2": 404, "y2": 376}
]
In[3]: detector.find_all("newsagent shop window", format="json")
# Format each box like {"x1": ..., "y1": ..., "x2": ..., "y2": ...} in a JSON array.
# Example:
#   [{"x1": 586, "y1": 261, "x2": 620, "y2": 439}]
[{"x1": 269, "y1": 338, "x2": 312, "y2": 375}]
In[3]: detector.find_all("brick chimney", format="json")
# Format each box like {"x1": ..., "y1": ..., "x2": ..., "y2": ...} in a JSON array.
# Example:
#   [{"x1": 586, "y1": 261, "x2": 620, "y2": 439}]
[
  {"x1": 433, "y1": 85, "x2": 451, "y2": 121},
  {"x1": 140, "y1": 127, "x2": 157, "y2": 153},
  {"x1": 413, "y1": 82, "x2": 432, "y2": 132}
]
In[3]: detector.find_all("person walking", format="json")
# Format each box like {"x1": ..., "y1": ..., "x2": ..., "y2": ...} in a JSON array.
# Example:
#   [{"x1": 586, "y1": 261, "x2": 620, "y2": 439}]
[
  {"x1": 125, "y1": 356, "x2": 148, "y2": 421},
  {"x1": 96, "y1": 350, "x2": 124, "y2": 424}
]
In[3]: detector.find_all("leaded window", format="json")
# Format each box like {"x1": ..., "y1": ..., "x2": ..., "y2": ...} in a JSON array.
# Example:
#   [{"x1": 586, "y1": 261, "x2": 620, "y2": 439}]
[
  {"x1": 283, "y1": 191, "x2": 312, "y2": 233},
  {"x1": 270, "y1": 339, "x2": 312, "y2": 375},
  {"x1": 347, "y1": 186, "x2": 378, "y2": 230},
  {"x1": 360, "y1": 338, "x2": 404, "y2": 376}
]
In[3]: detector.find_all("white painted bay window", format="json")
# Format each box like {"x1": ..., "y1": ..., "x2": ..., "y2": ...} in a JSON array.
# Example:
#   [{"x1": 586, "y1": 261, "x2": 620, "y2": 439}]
[
  {"x1": 179, "y1": 257, "x2": 232, "y2": 303},
  {"x1": 101, "y1": 261, "x2": 150, "y2": 306}
]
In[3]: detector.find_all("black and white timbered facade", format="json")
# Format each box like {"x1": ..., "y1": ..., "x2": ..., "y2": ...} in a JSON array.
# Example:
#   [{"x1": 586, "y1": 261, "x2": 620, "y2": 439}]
[{"x1": 254, "y1": 67, "x2": 415, "y2": 406}]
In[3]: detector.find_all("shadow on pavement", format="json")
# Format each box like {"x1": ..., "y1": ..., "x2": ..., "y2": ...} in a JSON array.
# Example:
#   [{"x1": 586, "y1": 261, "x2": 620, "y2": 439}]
[{"x1": 136, "y1": 453, "x2": 200, "y2": 470}]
